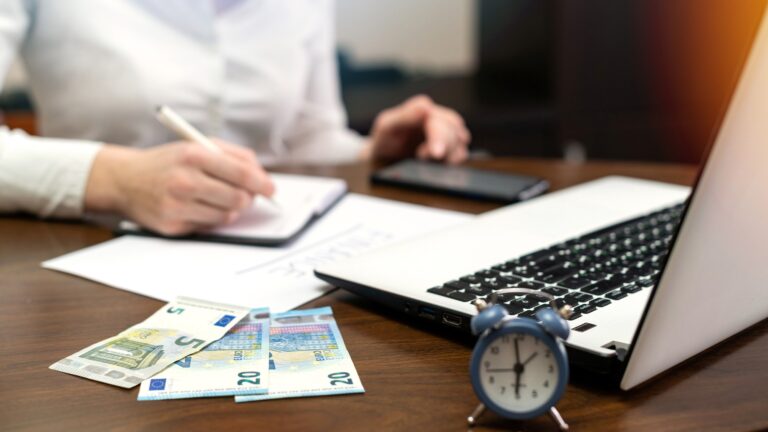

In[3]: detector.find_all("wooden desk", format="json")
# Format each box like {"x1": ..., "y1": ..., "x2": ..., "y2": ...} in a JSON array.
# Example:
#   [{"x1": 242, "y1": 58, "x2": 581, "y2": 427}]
[{"x1": 1, "y1": 158, "x2": 766, "y2": 431}]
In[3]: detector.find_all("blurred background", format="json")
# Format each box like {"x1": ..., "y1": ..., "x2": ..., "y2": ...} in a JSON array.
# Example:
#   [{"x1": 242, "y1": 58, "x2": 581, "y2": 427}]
[{"x1": 2, "y1": 0, "x2": 766, "y2": 164}]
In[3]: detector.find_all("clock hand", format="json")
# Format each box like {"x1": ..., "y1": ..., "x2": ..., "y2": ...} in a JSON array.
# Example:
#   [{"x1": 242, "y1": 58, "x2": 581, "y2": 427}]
[
  {"x1": 522, "y1": 352, "x2": 538, "y2": 366},
  {"x1": 513, "y1": 339, "x2": 524, "y2": 397}
]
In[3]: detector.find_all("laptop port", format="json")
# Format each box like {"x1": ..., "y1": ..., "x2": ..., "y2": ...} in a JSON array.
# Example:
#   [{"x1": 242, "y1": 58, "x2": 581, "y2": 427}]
[
  {"x1": 442, "y1": 313, "x2": 462, "y2": 328},
  {"x1": 417, "y1": 306, "x2": 437, "y2": 321}
]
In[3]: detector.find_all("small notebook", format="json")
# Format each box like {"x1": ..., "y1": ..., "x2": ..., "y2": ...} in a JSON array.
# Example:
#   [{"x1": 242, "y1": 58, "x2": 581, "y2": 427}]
[{"x1": 119, "y1": 173, "x2": 347, "y2": 246}]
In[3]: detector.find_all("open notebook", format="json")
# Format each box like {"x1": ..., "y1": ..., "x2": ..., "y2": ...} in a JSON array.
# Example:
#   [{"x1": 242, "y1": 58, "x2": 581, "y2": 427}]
[{"x1": 119, "y1": 173, "x2": 347, "y2": 246}]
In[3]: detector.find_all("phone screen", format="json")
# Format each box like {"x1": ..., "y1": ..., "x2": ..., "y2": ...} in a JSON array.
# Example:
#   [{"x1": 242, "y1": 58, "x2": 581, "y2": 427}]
[{"x1": 372, "y1": 160, "x2": 548, "y2": 203}]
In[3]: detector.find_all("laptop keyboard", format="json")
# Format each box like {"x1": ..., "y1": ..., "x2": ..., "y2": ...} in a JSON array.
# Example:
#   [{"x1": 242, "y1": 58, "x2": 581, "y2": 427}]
[{"x1": 427, "y1": 202, "x2": 686, "y2": 321}]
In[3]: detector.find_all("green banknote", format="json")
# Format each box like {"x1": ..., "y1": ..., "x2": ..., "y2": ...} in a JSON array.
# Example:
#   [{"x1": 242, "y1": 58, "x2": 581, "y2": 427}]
[
  {"x1": 235, "y1": 306, "x2": 364, "y2": 402},
  {"x1": 138, "y1": 308, "x2": 270, "y2": 400},
  {"x1": 50, "y1": 297, "x2": 250, "y2": 388}
]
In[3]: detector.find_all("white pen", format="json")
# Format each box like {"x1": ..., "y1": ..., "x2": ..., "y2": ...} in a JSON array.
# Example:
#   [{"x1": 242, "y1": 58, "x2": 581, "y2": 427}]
[{"x1": 155, "y1": 105, "x2": 281, "y2": 211}]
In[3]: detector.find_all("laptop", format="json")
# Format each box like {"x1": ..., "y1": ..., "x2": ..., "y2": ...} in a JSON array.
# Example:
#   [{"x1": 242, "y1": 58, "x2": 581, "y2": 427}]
[{"x1": 315, "y1": 7, "x2": 768, "y2": 390}]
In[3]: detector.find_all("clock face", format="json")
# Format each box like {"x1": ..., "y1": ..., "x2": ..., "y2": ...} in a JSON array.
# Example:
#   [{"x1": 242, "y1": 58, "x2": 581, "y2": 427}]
[{"x1": 478, "y1": 331, "x2": 559, "y2": 413}]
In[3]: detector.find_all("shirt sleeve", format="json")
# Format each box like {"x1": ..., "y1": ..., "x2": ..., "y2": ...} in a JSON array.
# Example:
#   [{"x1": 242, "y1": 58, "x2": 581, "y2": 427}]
[
  {"x1": 281, "y1": 0, "x2": 365, "y2": 164},
  {"x1": 0, "y1": 1, "x2": 103, "y2": 218}
]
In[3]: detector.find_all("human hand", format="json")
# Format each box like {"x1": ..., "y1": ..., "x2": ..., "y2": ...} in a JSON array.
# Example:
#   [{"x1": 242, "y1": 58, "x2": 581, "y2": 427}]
[
  {"x1": 363, "y1": 95, "x2": 471, "y2": 165},
  {"x1": 85, "y1": 140, "x2": 274, "y2": 236}
]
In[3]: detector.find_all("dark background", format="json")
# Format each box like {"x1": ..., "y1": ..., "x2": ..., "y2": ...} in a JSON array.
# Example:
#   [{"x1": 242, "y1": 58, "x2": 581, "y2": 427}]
[
  {"x1": 2, "y1": 0, "x2": 766, "y2": 164},
  {"x1": 340, "y1": 0, "x2": 766, "y2": 164}
]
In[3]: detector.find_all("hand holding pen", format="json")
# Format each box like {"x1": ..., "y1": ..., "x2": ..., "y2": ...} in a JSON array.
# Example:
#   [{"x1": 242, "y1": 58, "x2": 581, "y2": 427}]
[{"x1": 84, "y1": 106, "x2": 274, "y2": 236}]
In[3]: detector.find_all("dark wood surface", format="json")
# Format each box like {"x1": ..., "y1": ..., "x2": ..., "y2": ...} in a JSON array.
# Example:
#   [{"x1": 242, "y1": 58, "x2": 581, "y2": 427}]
[{"x1": 1, "y1": 158, "x2": 766, "y2": 432}]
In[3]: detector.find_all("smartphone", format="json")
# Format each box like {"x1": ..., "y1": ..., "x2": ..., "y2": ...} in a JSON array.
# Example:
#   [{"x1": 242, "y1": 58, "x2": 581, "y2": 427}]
[{"x1": 371, "y1": 159, "x2": 548, "y2": 203}]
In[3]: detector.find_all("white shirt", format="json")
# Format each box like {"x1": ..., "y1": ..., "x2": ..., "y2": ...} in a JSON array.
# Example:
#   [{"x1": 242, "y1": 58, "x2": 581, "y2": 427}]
[{"x1": 0, "y1": 0, "x2": 363, "y2": 218}]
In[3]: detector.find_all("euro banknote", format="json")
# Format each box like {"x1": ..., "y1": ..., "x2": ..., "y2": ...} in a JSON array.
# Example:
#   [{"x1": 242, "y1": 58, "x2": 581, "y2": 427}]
[
  {"x1": 50, "y1": 297, "x2": 250, "y2": 388},
  {"x1": 137, "y1": 308, "x2": 270, "y2": 400},
  {"x1": 235, "y1": 306, "x2": 363, "y2": 402}
]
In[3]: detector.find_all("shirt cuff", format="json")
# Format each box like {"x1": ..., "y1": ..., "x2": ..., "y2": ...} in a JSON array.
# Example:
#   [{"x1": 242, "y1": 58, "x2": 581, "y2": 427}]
[{"x1": 0, "y1": 128, "x2": 103, "y2": 218}]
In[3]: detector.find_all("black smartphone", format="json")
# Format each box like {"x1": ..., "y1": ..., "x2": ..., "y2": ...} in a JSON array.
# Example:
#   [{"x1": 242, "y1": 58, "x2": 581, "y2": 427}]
[{"x1": 371, "y1": 159, "x2": 548, "y2": 203}]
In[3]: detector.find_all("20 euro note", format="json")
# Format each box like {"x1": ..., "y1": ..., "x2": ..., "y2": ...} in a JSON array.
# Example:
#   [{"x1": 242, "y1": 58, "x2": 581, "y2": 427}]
[
  {"x1": 50, "y1": 297, "x2": 250, "y2": 388},
  {"x1": 138, "y1": 308, "x2": 270, "y2": 400},
  {"x1": 235, "y1": 306, "x2": 364, "y2": 402}
]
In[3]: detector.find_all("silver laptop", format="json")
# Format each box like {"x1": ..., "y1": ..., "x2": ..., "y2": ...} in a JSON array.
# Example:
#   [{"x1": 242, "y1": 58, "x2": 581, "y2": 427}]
[{"x1": 316, "y1": 6, "x2": 768, "y2": 390}]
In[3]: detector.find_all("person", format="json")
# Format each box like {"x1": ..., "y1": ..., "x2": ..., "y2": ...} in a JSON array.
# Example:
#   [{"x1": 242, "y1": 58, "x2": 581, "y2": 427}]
[{"x1": 0, "y1": 1, "x2": 470, "y2": 235}]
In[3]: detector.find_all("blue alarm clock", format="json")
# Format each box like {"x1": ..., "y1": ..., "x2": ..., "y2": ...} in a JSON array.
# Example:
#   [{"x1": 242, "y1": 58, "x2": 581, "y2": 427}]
[{"x1": 467, "y1": 288, "x2": 572, "y2": 431}]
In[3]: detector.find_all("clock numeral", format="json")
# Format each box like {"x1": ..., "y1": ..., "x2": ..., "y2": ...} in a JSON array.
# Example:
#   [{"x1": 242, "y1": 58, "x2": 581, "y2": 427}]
[
  {"x1": 532, "y1": 389, "x2": 538, "y2": 398},
  {"x1": 489, "y1": 375, "x2": 495, "y2": 384},
  {"x1": 484, "y1": 361, "x2": 490, "y2": 368},
  {"x1": 500, "y1": 386, "x2": 506, "y2": 394},
  {"x1": 548, "y1": 364, "x2": 555, "y2": 374},
  {"x1": 544, "y1": 380, "x2": 550, "y2": 388},
  {"x1": 545, "y1": 351, "x2": 551, "y2": 358},
  {"x1": 491, "y1": 346, "x2": 500, "y2": 355}
]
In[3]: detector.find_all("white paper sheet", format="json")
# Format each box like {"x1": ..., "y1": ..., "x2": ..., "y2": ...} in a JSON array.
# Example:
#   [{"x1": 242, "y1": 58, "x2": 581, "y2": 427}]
[{"x1": 43, "y1": 194, "x2": 472, "y2": 311}]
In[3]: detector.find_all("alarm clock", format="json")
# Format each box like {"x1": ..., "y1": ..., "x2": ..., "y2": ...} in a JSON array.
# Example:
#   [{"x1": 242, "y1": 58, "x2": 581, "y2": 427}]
[{"x1": 467, "y1": 288, "x2": 572, "y2": 431}]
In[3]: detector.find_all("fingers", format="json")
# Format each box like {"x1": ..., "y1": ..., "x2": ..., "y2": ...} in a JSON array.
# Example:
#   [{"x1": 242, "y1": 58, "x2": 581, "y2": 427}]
[
  {"x1": 183, "y1": 200, "x2": 238, "y2": 226},
  {"x1": 172, "y1": 170, "x2": 253, "y2": 211},
  {"x1": 374, "y1": 94, "x2": 434, "y2": 133},
  {"x1": 150, "y1": 197, "x2": 237, "y2": 237},
  {"x1": 421, "y1": 106, "x2": 471, "y2": 163},
  {"x1": 180, "y1": 144, "x2": 275, "y2": 198}
]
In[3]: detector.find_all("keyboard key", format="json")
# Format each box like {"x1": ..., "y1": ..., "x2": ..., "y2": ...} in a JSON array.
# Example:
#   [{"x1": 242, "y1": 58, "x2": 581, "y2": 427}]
[
  {"x1": 510, "y1": 266, "x2": 539, "y2": 278},
  {"x1": 567, "y1": 312, "x2": 583, "y2": 321},
  {"x1": 582, "y1": 279, "x2": 625, "y2": 295},
  {"x1": 517, "y1": 297, "x2": 541, "y2": 309},
  {"x1": 427, "y1": 286, "x2": 454, "y2": 297},
  {"x1": 558, "y1": 275, "x2": 593, "y2": 290},
  {"x1": 474, "y1": 269, "x2": 496, "y2": 279},
  {"x1": 467, "y1": 285, "x2": 492, "y2": 296},
  {"x1": 498, "y1": 275, "x2": 522, "y2": 285},
  {"x1": 565, "y1": 292, "x2": 593, "y2": 303},
  {"x1": 503, "y1": 303, "x2": 524, "y2": 315},
  {"x1": 573, "y1": 304, "x2": 597, "y2": 314},
  {"x1": 518, "y1": 248, "x2": 555, "y2": 266},
  {"x1": 605, "y1": 290, "x2": 628, "y2": 300},
  {"x1": 621, "y1": 284, "x2": 642, "y2": 294},
  {"x1": 445, "y1": 280, "x2": 472, "y2": 291},
  {"x1": 482, "y1": 279, "x2": 509, "y2": 290},
  {"x1": 460, "y1": 275, "x2": 482, "y2": 284},
  {"x1": 491, "y1": 262, "x2": 514, "y2": 272},
  {"x1": 542, "y1": 286, "x2": 568, "y2": 296},
  {"x1": 448, "y1": 291, "x2": 477, "y2": 302},
  {"x1": 495, "y1": 293, "x2": 523, "y2": 303},
  {"x1": 516, "y1": 280, "x2": 545, "y2": 290},
  {"x1": 590, "y1": 298, "x2": 612, "y2": 307},
  {"x1": 536, "y1": 262, "x2": 579, "y2": 283},
  {"x1": 637, "y1": 277, "x2": 656, "y2": 287}
]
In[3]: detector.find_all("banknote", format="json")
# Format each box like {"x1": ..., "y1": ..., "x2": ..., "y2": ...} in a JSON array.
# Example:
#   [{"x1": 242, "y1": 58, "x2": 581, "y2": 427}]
[
  {"x1": 50, "y1": 297, "x2": 250, "y2": 388},
  {"x1": 137, "y1": 308, "x2": 270, "y2": 400},
  {"x1": 235, "y1": 306, "x2": 364, "y2": 402}
]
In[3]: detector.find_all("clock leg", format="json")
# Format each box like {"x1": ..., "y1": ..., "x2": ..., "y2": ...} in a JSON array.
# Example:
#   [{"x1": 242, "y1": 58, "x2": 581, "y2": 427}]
[
  {"x1": 467, "y1": 403, "x2": 486, "y2": 426},
  {"x1": 548, "y1": 406, "x2": 569, "y2": 431}
]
